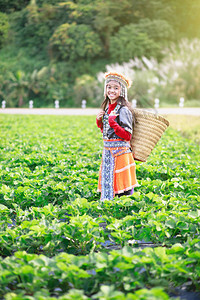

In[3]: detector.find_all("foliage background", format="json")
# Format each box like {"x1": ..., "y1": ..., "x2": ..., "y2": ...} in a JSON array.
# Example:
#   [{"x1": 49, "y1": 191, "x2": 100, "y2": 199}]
[{"x1": 0, "y1": 0, "x2": 200, "y2": 107}]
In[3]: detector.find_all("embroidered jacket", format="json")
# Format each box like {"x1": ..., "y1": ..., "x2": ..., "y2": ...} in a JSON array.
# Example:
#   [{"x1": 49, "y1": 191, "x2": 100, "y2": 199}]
[{"x1": 103, "y1": 105, "x2": 133, "y2": 140}]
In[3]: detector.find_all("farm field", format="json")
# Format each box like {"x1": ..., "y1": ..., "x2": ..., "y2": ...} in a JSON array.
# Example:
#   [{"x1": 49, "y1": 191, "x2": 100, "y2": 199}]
[
  {"x1": 165, "y1": 115, "x2": 200, "y2": 145},
  {"x1": 0, "y1": 114, "x2": 200, "y2": 300}
]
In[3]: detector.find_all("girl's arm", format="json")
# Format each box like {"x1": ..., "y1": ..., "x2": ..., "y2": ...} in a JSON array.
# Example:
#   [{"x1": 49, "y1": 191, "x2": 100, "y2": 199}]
[
  {"x1": 118, "y1": 107, "x2": 133, "y2": 135},
  {"x1": 96, "y1": 111, "x2": 105, "y2": 132},
  {"x1": 108, "y1": 107, "x2": 133, "y2": 141},
  {"x1": 108, "y1": 115, "x2": 132, "y2": 141},
  {"x1": 96, "y1": 118, "x2": 103, "y2": 132}
]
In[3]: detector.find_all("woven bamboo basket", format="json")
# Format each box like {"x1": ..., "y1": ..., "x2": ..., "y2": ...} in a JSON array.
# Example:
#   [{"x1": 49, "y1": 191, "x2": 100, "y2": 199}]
[{"x1": 130, "y1": 109, "x2": 169, "y2": 162}]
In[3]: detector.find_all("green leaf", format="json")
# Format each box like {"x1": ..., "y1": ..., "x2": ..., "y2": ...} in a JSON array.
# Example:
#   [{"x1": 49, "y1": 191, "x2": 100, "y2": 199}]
[
  {"x1": 0, "y1": 204, "x2": 9, "y2": 212},
  {"x1": 165, "y1": 219, "x2": 176, "y2": 229}
]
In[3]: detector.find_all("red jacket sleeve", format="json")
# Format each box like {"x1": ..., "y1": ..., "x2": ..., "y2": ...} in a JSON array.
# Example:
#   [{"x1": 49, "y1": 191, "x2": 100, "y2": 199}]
[
  {"x1": 109, "y1": 116, "x2": 132, "y2": 141},
  {"x1": 96, "y1": 118, "x2": 103, "y2": 133}
]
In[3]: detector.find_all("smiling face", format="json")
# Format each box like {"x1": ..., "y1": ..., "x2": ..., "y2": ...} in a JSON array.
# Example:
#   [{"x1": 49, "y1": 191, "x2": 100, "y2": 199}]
[{"x1": 106, "y1": 80, "x2": 121, "y2": 103}]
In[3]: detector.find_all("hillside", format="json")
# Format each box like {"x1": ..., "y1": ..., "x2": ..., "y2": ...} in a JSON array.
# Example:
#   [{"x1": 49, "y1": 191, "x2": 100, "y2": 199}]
[{"x1": 0, "y1": 0, "x2": 200, "y2": 107}]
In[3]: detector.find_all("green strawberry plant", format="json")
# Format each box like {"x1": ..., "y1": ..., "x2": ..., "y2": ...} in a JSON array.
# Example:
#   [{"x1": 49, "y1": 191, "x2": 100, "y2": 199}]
[{"x1": 0, "y1": 114, "x2": 200, "y2": 299}]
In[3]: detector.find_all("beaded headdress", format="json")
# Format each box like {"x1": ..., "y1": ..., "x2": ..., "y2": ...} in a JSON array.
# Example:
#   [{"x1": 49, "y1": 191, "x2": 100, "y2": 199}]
[{"x1": 104, "y1": 71, "x2": 131, "y2": 101}]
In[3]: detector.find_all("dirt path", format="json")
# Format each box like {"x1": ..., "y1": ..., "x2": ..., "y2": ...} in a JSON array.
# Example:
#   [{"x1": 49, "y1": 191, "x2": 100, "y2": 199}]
[{"x1": 0, "y1": 107, "x2": 200, "y2": 116}]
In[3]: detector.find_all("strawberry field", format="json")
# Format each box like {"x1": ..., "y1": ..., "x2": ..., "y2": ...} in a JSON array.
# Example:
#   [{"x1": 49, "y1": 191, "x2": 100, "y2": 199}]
[{"x1": 0, "y1": 114, "x2": 200, "y2": 300}]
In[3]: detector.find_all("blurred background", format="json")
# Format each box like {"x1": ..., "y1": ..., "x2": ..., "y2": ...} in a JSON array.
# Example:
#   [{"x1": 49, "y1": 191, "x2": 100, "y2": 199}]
[{"x1": 0, "y1": 0, "x2": 200, "y2": 109}]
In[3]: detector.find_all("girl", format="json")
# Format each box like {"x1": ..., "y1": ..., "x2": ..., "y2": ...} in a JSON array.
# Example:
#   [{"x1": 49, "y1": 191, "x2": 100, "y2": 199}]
[{"x1": 96, "y1": 71, "x2": 139, "y2": 201}]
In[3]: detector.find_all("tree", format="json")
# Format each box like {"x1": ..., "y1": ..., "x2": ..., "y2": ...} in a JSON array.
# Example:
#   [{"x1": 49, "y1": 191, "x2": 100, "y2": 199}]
[
  {"x1": 49, "y1": 23, "x2": 103, "y2": 61},
  {"x1": 168, "y1": 0, "x2": 200, "y2": 39},
  {"x1": 0, "y1": 12, "x2": 9, "y2": 48},
  {"x1": 0, "y1": 0, "x2": 29, "y2": 13},
  {"x1": 57, "y1": 1, "x2": 98, "y2": 26},
  {"x1": 135, "y1": 18, "x2": 175, "y2": 43},
  {"x1": 131, "y1": 0, "x2": 173, "y2": 22},
  {"x1": 7, "y1": 71, "x2": 29, "y2": 107},
  {"x1": 94, "y1": 0, "x2": 134, "y2": 55},
  {"x1": 109, "y1": 24, "x2": 161, "y2": 63}
]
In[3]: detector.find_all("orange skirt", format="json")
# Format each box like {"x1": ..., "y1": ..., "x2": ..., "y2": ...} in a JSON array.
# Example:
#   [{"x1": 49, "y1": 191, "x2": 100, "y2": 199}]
[{"x1": 98, "y1": 139, "x2": 139, "y2": 200}]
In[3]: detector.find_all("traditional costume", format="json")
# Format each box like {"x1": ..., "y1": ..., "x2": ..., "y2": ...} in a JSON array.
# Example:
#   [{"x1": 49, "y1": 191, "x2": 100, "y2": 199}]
[{"x1": 97, "y1": 72, "x2": 139, "y2": 201}]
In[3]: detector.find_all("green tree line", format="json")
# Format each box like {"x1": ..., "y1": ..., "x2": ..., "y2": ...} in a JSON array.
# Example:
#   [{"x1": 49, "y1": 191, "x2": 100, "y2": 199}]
[{"x1": 0, "y1": 0, "x2": 200, "y2": 107}]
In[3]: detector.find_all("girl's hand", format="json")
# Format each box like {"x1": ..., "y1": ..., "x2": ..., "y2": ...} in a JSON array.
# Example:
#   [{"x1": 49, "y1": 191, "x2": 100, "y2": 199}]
[{"x1": 96, "y1": 111, "x2": 105, "y2": 120}]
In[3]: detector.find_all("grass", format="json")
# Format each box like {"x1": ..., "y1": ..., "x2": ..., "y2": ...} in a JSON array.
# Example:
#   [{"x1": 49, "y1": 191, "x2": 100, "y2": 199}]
[{"x1": 165, "y1": 114, "x2": 200, "y2": 144}]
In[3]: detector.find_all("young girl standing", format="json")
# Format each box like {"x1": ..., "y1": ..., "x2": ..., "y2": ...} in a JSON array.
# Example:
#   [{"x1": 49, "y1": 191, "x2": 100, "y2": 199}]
[{"x1": 96, "y1": 71, "x2": 139, "y2": 201}]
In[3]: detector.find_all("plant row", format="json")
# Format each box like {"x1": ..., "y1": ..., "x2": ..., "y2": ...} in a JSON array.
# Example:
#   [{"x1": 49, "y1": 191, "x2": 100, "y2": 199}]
[
  {"x1": 1, "y1": 241, "x2": 200, "y2": 299},
  {"x1": 0, "y1": 192, "x2": 200, "y2": 257}
]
